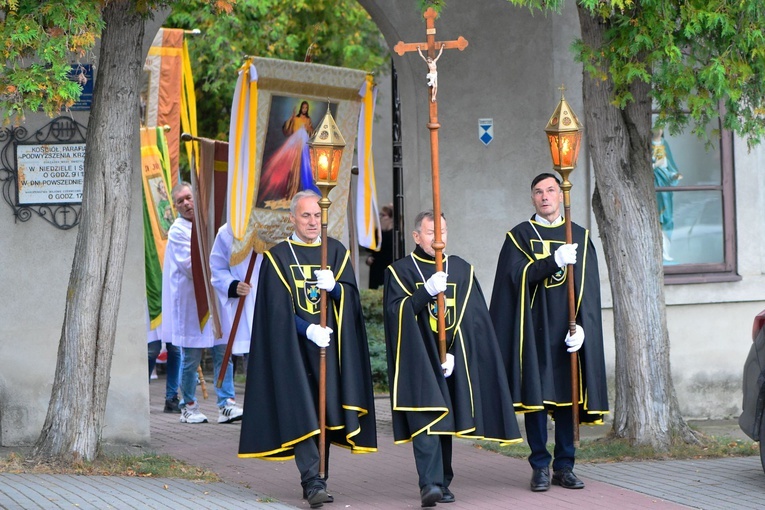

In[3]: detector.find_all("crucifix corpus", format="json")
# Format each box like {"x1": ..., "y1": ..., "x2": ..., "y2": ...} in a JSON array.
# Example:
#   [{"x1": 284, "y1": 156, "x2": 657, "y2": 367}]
[{"x1": 394, "y1": 7, "x2": 468, "y2": 363}]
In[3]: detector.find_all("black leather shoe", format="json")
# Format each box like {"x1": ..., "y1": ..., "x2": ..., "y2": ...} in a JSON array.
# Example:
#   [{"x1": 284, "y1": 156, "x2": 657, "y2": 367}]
[
  {"x1": 552, "y1": 467, "x2": 585, "y2": 489},
  {"x1": 420, "y1": 484, "x2": 442, "y2": 507},
  {"x1": 303, "y1": 488, "x2": 334, "y2": 503},
  {"x1": 306, "y1": 487, "x2": 332, "y2": 508},
  {"x1": 440, "y1": 486, "x2": 455, "y2": 503},
  {"x1": 530, "y1": 467, "x2": 550, "y2": 492},
  {"x1": 163, "y1": 396, "x2": 181, "y2": 414}
]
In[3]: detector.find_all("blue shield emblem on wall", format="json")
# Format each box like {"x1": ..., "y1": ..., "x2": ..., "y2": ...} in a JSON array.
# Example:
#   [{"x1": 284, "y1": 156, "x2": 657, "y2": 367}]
[{"x1": 479, "y1": 118, "x2": 494, "y2": 146}]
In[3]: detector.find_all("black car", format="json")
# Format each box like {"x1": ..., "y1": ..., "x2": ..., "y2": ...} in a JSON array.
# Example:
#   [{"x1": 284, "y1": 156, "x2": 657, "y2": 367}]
[{"x1": 739, "y1": 309, "x2": 765, "y2": 473}]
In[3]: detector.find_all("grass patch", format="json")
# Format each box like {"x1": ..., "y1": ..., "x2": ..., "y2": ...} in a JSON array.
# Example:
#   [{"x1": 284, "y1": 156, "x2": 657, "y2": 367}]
[
  {"x1": 0, "y1": 452, "x2": 220, "y2": 481},
  {"x1": 360, "y1": 288, "x2": 388, "y2": 393},
  {"x1": 477, "y1": 434, "x2": 760, "y2": 463}
]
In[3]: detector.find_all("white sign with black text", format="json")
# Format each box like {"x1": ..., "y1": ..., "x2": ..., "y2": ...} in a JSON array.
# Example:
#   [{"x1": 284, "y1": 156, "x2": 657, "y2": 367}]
[{"x1": 16, "y1": 143, "x2": 85, "y2": 205}]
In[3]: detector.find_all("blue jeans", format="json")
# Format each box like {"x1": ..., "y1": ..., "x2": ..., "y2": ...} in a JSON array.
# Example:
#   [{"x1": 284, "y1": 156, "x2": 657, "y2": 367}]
[
  {"x1": 148, "y1": 340, "x2": 161, "y2": 380},
  {"x1": 164, "y1": 342, "x2": 182, "y2": 401},
  {"x1": 180, "y1": 344, "x2": 235, "y2": 407},
  {"x1": 148, "y1": 340, "x2": 182, "y2": 399}
]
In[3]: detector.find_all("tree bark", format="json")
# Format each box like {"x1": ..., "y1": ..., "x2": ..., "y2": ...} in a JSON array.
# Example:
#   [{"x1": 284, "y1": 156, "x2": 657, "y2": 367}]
[
  {"x1": 33, "y1": 0, "x2": 145, "y2": 462},
  {"x1": 576, "y1": 6, "x2": 698, "y2": 449}
]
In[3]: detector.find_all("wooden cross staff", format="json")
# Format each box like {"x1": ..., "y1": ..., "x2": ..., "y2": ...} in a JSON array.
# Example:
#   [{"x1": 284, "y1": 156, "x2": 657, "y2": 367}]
[{"x1": 394, "y1": 7, "x2": 468, "y2": 363}]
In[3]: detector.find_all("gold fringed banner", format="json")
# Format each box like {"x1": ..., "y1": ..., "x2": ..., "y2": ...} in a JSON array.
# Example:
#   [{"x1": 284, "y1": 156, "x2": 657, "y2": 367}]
[{"x1": 228, "y1": 57, "x2": 368, "y2": 265}]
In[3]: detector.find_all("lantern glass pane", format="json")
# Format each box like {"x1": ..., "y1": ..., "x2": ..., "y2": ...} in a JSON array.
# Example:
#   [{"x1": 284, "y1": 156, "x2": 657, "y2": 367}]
[
  {"x1": 309, "y1": 147, "x2": 319, "y2": 181},
  {"x1": 547, "y1": 134, "x2": 561, "y2": 166},
  {"x1": 331, "y1": 149, "x2": 343, "y2": 182},
  {"x1": 560, "y1": 132, "x2": 575, "y2": 168}
]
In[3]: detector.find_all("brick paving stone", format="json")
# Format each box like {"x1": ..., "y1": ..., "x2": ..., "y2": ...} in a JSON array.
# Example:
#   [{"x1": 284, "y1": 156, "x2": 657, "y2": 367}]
[{"x1": 1, "y1": 371, "x2": 763, "y2": 509}]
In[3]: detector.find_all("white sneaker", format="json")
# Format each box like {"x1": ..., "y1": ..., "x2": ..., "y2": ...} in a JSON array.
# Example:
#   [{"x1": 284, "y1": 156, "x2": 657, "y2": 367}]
[
  {"x1": 218, "y1": 399, "x2": 243, "y2": 423},
  {"x1": 180, "y1": 402, "x2": 208, "y2": 424}
]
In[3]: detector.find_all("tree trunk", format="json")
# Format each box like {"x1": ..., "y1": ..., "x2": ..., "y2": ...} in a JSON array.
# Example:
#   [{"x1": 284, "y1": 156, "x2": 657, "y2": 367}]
[
  {"x1": 576, "y1": 7, "x2": 698, "y2": 449},
  {"x1": 33, "y1": 0, "x2": 145, "y2": 462}
]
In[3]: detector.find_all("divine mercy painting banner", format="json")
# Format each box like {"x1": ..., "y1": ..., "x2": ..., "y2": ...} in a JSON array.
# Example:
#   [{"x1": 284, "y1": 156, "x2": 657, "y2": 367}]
[{"x1": 229, "y1": 57, "x2": 367, "y2": 266}]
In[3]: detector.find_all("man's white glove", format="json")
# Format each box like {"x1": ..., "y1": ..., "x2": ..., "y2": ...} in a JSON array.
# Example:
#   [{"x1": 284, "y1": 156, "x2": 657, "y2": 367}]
[
  {"x1": 441, "y1": 353, "x2": 455, "y2": 378},
  {"x1": 565, "y1": 325, "x2": 585, "y2": 353},
  {"x1": 424, "y1": 271, "x2": 448, "y2": 297},
  {"x1": 554, "y1": 243, "x2": 578, "y2": 268},
  {"x1": 306, "y1": 324, "x2": 333, "y2": 348},
  {"x1": 314, "y1": 269, "x2": 336, "y2": 292}
]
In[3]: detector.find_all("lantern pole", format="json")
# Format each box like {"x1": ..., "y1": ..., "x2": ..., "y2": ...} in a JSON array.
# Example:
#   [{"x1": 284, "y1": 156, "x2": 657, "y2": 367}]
[
  {"x1": 544, "y1": 85, "x2": 584, "y2": 447},
  {"x1": 308, "y1": 102, "x2": 345, "y2": 478},
  {"x1": 316, "y1": 180, "x2": 331, "y2": 477},
  {"x1": 560, "y1": 166, "x2": 579, "y2": 447}
]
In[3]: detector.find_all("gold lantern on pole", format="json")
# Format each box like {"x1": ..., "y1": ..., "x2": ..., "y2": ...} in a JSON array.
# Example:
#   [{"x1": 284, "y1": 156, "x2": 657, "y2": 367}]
[
  {"x1": 544, "y1": 85, "x2": 584, "y2": 446},
  {"x1": 306, "y1": 102, "x2": 345, "y2": 478},
  {"x1": 544, "y1": 88, "x2": 583, "y2": 179}
]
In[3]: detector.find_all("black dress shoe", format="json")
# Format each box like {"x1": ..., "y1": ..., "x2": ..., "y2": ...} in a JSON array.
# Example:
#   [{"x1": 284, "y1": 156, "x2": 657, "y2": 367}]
[
  {"x1": 440, "y1": 486, "x2": 455, "y2": 503},
  {"x1": 303, "y1": 488, "x2": 333, "y2": 503},
  {"x1": 163, "y1": 396, "x2": 181, "y2": 413},
  {"x1": 552, "y1": 467, "x2": 585, "y2": 489},
  {"x1": 306, "y1": 487, "x2": 332, "y2": 508},
  {"x1": 530, "y1": 467, "x2": 550, "y2": 492},
  {"x1": 420, "y1": 484, "x2": 442, "y2": 507}
]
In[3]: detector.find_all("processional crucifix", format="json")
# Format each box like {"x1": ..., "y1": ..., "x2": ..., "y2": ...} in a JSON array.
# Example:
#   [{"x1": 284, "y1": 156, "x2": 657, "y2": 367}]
[{"x1": 394, "y1": 8, "x2": 468, "y2": 362}]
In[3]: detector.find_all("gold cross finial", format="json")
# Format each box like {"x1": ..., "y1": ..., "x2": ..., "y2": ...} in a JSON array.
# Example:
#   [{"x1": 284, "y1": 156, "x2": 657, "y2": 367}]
[{"x1": 558, "y1": 83, "x2": 567, "y2": 99}]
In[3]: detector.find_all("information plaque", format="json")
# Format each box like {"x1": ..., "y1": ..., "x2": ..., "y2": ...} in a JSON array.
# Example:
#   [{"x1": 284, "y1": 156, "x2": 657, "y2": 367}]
[{"x1": 16, "y1": 143, "x2": 85, "y2": 205}]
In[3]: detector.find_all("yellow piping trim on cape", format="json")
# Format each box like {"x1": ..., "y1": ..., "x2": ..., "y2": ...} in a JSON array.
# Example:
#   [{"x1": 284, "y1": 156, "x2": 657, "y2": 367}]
[
  {"x1": 238, "y1": 429, "x2": 320, "y2": 459},
  {"x1": 388, "y1": 266, "x2": 450, "y2": 442},
  {"x1": 452, "y1": 264, "x2": 475, "y2": 417},
  {"x1": 263, "y1": 251, "x2": 296, "y2": 313},
  {"x1": 249, "y1": 245, "x2": 377, "y2": 456},
  {"x1": 509, "y1": 231, "x2": 531, "y2": 387}
]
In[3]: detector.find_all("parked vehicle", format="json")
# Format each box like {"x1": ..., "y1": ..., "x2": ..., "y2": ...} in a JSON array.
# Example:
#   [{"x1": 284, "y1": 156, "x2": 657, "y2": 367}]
[{"x1": 738, "y1": 308, "x2": 765, "y2": 473}]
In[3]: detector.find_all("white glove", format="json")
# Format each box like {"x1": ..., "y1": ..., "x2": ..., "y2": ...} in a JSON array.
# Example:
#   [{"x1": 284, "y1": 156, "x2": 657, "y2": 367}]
[
  {"x1": 554, "y1": 243, "x2": 578, "y2": 268},
  {"x1": 441, "y1": 353, "x2": 455, "y2": 378},
  {"x1": 306, "y1": 324, "x2": 333, "y2": 348},
  {"x1": 423, "y1": 271, "x2": 448, "y2": 297},
  {"x1": 314, "y1": 269, "x2": 336, "y2": 292},
  {"x1": 565, "y1": 325, "x2": 585, "y2": 353}
]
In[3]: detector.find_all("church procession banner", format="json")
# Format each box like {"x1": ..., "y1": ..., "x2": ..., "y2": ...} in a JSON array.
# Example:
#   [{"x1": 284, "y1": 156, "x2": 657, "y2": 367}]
[
  {"x1": 356, "y1": 75, "x2": 381, "y2": 251},
  {"x1": 140, "y1": 126, "x2": 174, "y2": 329},
  {"x1": 141, "y1": 27, "x2": 198, "y2": 334},
  {"x1": 228, "y1": 57, "x2": 370, "y2": 266},
  {"x1": 189, "y1": 138, "x2": 229, "y2": 338},
  {"x1": 143, "y1": 28, "x2": 199, "y2": 187}
]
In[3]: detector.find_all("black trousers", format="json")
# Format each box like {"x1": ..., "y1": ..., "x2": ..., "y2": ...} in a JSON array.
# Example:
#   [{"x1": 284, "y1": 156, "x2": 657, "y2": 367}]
[
  {"x1": 294, "y1": 436, "x2": 330, "y2": 493},
  {"x1": 524, "y1": 406, "x2": 575, "y2": 472},
  {"x1": 412, "y1": 432, "x2": 453, "y2": 489}
]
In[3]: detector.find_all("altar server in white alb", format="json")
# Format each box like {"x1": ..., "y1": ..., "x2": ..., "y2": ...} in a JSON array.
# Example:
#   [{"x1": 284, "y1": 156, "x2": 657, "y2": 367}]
[
  {"x1": 210, "y1": 223, "x2": 261, "y2": 373},
  {"x1": 162, "y1": 182, "x2": 244, "y2": 425}
]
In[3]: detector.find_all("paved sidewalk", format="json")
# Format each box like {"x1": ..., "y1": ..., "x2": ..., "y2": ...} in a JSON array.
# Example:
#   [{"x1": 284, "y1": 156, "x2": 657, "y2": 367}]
[{"x1": 2, "y1": 373, "x2": 765, "y2": 509}]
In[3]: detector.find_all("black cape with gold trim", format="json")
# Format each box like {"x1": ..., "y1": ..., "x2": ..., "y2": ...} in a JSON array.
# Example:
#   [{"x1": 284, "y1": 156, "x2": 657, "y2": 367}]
[
  {"x1": 383, "y1": 248, "x2": 522, "y2": 445},
  {"x1": 238, "y1": 237, "x2": 377, "y2": 459},
  {"x1": 489, "y1": 218, "x2": 608, "y2": 423}
]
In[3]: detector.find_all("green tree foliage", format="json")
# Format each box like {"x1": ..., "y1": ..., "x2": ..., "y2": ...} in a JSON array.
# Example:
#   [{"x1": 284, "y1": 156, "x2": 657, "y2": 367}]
[
  {"x1": 0, "y1": 0, "x2": 104, "y2": 122},
  {"x1": 166, "y1": 0, "x2": 389, "y2": 139},
  {"x1": 360, "y1": 288, "x2": 388, "y2": 392},
  {"x1": 571, "y1": 0, "x2": 765, "y2": 144}
]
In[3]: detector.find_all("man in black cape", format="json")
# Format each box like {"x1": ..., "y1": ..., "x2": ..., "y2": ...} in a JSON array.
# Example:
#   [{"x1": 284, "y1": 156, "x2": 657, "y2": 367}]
[
  {"x1": 239, "y1": 191, "x2": 377, "y2": 508},
  {"x1": 490, "y1": 173, "x2": 608, "y2": 492},
  {"x1": 384, "y1": 210, "x2": 522, "y2": 507}
]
